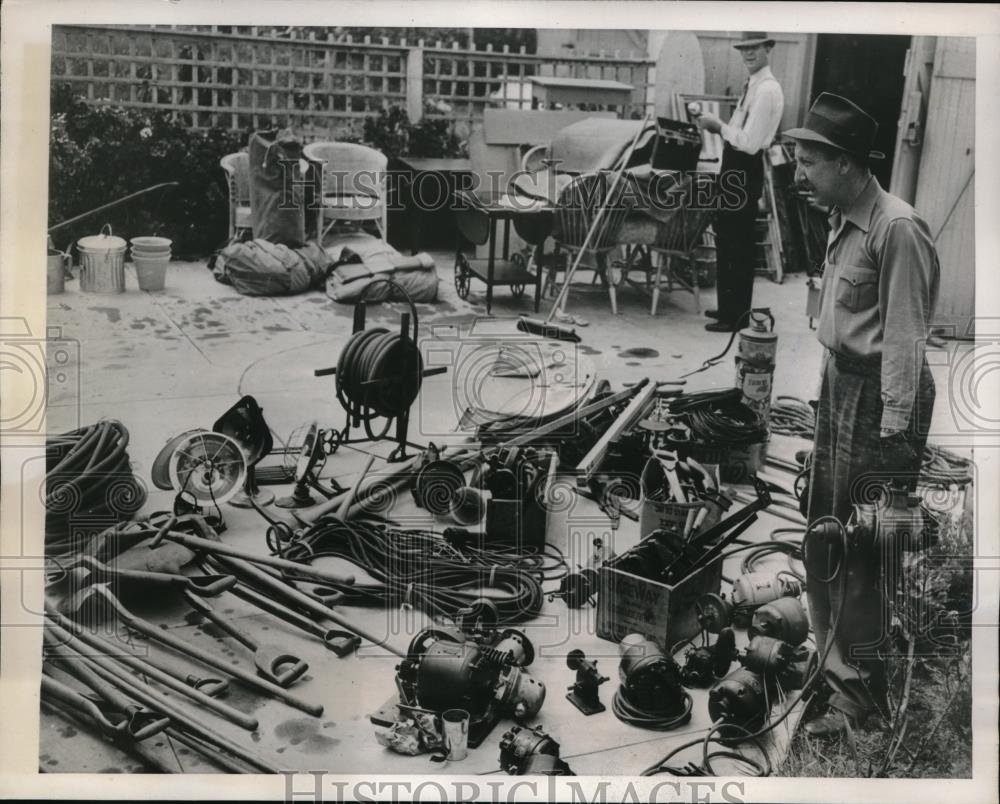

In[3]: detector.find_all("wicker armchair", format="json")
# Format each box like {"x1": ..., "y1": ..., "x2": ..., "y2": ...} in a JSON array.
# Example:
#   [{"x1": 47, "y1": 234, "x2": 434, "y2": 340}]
[
  {"x1": 302, "y1": 141, "x2": 388, "y2": 242},
  {"x1": 220, "y1": 152, "x2": 252, "y2": 240}
]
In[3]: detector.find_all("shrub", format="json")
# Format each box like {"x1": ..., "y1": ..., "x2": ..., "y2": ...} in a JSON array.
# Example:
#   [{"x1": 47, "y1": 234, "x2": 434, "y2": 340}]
[
  {"x1": 49, "y1": 83, "x2": 247, "y2": 258},
  {"x1": 360, "y1": 104, "x2": 464, "y2": 160}
]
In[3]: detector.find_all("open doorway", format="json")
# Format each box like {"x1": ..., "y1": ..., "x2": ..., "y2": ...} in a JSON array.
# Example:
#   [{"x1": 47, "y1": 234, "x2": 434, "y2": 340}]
[{"x1": 810, "y1": 34, "x2": 910, "y2": 187}]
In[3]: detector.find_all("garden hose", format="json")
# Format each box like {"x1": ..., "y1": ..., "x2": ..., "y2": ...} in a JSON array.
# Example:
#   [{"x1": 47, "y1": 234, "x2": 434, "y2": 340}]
[
  {"x1": 334, "y1": 280, "x2": 424, "y2": 441},
  {"x1": 45, "y1": 420, "x2": 145, "y2": 555}
]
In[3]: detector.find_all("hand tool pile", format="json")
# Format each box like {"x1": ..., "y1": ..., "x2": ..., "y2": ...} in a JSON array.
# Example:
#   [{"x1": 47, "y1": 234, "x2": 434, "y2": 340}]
[{"x1": 39, "y1": 511, "x2": 385, "y2": 773}]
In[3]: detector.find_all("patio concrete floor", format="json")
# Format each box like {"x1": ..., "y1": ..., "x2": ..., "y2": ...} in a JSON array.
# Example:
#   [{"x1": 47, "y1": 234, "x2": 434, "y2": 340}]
[{"x1": 37, "y1": 251, "x2": 971, "y2": 776}]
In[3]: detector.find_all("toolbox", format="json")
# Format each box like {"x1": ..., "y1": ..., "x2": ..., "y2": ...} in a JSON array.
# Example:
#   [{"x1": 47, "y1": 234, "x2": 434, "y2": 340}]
[{"x1": 596, "y1": 550, "x2": 723, "y2": 652}]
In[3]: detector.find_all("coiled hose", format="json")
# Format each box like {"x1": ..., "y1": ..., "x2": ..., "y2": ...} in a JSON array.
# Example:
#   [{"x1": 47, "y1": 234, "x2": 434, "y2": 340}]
[
  {"x1": 670, "y1": 388, "x2": 768, "y2": 444},
  {"x1": 276, "y1": 518, "x2": 548, "y2": 624},
  {"x1": 334, "y1": 281, "x2": 423, "y2": 441},
  {"x1": 45, "y1": 420, "x2": 145, "y2": 555},
  {"x1": 770, "y1": 396, "x2": 816, "y2": 438}
]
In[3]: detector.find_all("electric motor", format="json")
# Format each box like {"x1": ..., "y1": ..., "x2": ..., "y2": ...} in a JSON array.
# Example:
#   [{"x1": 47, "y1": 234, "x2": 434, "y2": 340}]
[
  {"x1": 498, "y1": 725, "x2": 574, "y2": 776},
  {"x1": 739, "y1": 635, "x2": 793, "y2": 676},
  {"x1": 731, "y1": 571, "x2": 802, "y2": 621},
  {"x1": 494, "y1": 664, "x2": 546, "y2": 721},
  {"x1": 749, "y1": 596, "x2": 809, "y2": 646},
  {"x1": 617, "y1": 635, "x2": 688, "y2": 716},
  {"x1": 680, "y1": 627, "x2": 736, "y2": 687},
  {"x1": 708, "y1": 668, "x2": 769, "y2": 744}
]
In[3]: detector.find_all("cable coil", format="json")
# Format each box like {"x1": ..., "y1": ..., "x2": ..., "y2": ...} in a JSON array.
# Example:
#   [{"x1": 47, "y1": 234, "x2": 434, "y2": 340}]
[{"x1": 45, "y1": 420, "x2": 146, "y2": 555}]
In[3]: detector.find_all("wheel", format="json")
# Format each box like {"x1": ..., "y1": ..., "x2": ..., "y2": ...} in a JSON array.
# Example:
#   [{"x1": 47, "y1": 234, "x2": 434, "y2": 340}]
[
  {"x1": 320, "y1": 427, "x2": 342, "y2": 456},
  {"x1": 454, "y1": 253, "x2": 471, "y2": 300}
]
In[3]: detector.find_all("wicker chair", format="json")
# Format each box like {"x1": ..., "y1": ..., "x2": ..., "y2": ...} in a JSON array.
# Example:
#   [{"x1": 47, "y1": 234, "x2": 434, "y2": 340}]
[
  {"x1": 550, "y1": 172, "x2": 634, "y2": 315},
  {"x1": 220, "y1": 152, "x2": 252, "y2": 240},
  {"x1": 302, "y1": 141, "x2": 388, "y2": 242}
]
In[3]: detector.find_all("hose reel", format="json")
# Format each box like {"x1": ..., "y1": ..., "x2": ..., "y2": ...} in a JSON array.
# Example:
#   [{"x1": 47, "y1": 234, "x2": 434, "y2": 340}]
[{"x1": 314, "y1": 279, "x2": 446, "y2": 463}]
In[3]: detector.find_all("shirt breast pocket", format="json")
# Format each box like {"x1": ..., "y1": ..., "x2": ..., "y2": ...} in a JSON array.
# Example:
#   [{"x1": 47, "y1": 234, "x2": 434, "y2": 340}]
[{"x1": 835, "y1": 265, "x2": 879, "y2": 312}]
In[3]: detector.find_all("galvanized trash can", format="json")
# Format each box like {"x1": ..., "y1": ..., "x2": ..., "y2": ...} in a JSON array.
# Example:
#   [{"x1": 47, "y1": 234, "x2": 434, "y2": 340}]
[
  {"x1": 77, "y1": 224, "x2": 126, "y2": 293},
  {"x1": 46, "y1": 236, "x2": 69, "y2": 295}
]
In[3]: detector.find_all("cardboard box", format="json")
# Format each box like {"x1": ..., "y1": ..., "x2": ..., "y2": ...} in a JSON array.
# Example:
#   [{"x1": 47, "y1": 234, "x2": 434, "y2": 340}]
[
  {"x1": 639, "y1": 457, "x2": 717, "y2": 538},
  {"x1": 596, "y1": 552, "x2": 723, "y2": 652}
]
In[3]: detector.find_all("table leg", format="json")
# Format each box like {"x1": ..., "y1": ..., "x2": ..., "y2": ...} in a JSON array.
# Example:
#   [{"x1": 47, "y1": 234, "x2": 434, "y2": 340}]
[
  {"x1": 502, "y1": 219, "x2": 511, "y2": 260},
  {"x1": 533, "y1": 243, "x2": 544, "y2": 313},
  {"x1": 486, "y1": 217, "x2": 497, "y2": 315}
]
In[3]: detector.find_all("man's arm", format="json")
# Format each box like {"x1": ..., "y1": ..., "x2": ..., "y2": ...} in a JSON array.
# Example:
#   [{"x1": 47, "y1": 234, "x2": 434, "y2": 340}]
[
  {"x1": 878, "y1": 217, "x2": 939, "y2": 433},
  {"x1": 720, "y1": 82, "x2": 784, "y2": 155}
]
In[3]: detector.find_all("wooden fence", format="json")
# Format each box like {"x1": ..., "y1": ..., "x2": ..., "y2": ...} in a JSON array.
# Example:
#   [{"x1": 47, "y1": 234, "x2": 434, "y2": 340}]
[{"x1": 51, "y1": 25, "x2": 654, "y2": 140}]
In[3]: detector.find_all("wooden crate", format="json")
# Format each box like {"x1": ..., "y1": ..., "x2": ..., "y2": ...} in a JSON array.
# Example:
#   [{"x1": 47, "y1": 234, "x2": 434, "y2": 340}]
[{"x1": 596, "y1": 552, "x2": 723, "y2": 652}]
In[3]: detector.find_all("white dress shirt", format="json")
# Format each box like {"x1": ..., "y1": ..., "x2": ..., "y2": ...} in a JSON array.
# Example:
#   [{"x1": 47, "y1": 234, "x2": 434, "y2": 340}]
[{"x1": 720, "y1": 65, "x2": 784, "y2": 155}]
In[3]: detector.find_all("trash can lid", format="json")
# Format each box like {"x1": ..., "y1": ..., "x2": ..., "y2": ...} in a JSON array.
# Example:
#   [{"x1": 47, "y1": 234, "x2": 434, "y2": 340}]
[{"x1": 78, "y1": 224, "x2": 127, "y2": 252}]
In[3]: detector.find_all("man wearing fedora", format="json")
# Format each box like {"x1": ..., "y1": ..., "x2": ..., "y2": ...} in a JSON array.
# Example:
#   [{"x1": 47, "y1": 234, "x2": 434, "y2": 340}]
[
  {"x1": 785, "y1": 93, "x2": 939, "y2": 738},
  {"x1": 696, "y1": 32, "x2": 784, "y2": 333}
]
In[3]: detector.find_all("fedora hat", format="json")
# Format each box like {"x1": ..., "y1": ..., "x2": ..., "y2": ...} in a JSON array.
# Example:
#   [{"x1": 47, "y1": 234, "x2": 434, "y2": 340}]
[
  {"x1": 783, "y1": 92, "x2": 886, "y2": 160},
  {"x1": 733, "y1": 32, "x2": 775, "y2": 49}
]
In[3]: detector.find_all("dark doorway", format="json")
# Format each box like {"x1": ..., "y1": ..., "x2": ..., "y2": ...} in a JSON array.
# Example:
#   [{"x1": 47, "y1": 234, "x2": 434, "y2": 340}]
[{"x1": 811, "y1": 34, "x2": 910, "y2": 187}]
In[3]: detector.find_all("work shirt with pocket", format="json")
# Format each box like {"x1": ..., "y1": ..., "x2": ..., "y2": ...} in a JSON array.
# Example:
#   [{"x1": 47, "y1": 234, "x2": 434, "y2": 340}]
[{"x1": 816, "y1": 175, "x2": 940, "y2": 431}]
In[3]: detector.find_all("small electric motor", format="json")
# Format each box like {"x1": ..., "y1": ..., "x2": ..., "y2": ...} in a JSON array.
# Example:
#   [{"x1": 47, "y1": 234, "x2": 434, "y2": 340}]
[{"x1": 708, "y1": 668, "x2": 769, "y2": 744}]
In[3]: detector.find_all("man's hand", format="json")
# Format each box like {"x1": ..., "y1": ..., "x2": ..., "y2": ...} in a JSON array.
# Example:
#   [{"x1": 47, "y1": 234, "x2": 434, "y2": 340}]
[{"x1": 696, "y1": 113, "x2": 723, "y2": 135}]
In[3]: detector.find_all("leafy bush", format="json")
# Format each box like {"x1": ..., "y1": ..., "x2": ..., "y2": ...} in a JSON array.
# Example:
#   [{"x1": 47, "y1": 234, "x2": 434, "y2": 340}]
[
  {"x1": 49, "y1": 83, "x2": 246, "y2": 258},
  {"x1": 361, "y1": 104, "x2": 464, "y2": 160}
]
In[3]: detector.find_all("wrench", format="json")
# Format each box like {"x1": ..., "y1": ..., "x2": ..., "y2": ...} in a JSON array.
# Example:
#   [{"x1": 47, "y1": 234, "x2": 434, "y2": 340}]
[
  {"x1": 183, "y1": 589, "x2": 309, "y2": 689},
  {"x1": 72, "y1": 555, "x2": 236, "y2": 597}
]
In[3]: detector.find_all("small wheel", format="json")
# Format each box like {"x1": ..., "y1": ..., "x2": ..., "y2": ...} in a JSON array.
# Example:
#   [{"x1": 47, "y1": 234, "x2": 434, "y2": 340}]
[
  {"x1": 320, "y1": 427, "x2": 342, "y2": 456},
  {"x1": 510, "y1": 282, "x2": 526, "y2": 298},
  {"x1": 454, "y1": 253, "x2": 471, "y2": 300}
]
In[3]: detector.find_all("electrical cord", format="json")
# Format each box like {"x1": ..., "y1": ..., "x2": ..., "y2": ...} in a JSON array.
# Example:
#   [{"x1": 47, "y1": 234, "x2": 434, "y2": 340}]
[
  {"x1": 276, "y1": 517, "x2": 546, "y2": 624},
  {"x1": 612, "y1": 685, "x2": 694, "y2": 731},
  {"x1": 667, "y1": 388, "x2": 768, "y2": 445},
  {"x1": 770, "y1": 396, "x2": 816, "y2": 438}
]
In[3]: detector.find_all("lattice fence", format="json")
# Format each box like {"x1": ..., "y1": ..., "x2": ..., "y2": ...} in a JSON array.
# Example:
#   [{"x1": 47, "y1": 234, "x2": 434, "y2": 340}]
[{"x1": 51, "y1": 25, "x2": 654, "y2": 139}]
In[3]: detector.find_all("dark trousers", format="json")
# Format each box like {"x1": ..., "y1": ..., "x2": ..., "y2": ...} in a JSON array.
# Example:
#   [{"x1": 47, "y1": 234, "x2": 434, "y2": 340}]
[
  {"x1": 714, "y1": 145, "x2": 764, "y2": 324},
  {"x1": 804, "y1": 353, "x2": 935, "y2": 720}
]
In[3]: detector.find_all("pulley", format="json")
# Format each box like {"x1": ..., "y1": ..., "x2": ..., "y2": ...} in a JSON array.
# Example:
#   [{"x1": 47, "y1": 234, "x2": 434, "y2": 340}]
[{"x1": 680, "y1": 627, "x2": 736, "y2": 688}]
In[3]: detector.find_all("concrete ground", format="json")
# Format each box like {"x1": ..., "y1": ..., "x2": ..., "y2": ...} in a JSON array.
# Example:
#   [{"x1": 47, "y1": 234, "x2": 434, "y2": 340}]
[{"x1": 38, "y1": 251, "x2": 971, "y2": 775}]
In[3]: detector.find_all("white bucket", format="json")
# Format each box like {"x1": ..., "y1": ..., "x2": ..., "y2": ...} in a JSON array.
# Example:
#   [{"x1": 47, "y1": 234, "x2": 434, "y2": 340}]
[{"x1": 133, "y1": 254, "x2": 169, "y2": 291}]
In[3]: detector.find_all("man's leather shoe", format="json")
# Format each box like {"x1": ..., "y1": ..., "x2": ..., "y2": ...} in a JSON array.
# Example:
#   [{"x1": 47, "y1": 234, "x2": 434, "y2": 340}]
[
  {"x1": 704, "y1": 320, "x2": 738, "y2": 333},
  {"x1": 705, "y1": 309, "x2": 720, "y2": 319},
  {"x1": 803, "y1": 708, "x2": 857, "y2": 739}
]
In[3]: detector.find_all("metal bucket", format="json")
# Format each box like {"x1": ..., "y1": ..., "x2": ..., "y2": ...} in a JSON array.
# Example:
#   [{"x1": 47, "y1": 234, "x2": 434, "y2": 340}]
[
  {"x1": 78, "y1": 224, "x2": 126, "y2": 294},
  {"x1": 47, "y1": 249, "x2": 68, "y2": 294}
]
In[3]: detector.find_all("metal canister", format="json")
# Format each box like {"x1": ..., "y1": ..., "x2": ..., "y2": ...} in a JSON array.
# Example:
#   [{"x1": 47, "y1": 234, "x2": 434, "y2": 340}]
[
  {"x1": 77, "y1": 224, "x2": 126, "y2": 294},
  {"x1": 735, "y1": 309, "x2": 778, "y2": 428}
]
